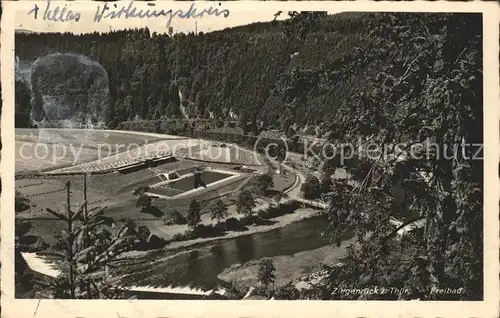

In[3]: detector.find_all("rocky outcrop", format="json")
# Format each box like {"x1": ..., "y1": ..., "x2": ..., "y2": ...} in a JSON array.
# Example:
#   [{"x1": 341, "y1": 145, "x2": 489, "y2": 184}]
[{"x1": 30, "y1": 53, "x2": 109, "y2": 126}]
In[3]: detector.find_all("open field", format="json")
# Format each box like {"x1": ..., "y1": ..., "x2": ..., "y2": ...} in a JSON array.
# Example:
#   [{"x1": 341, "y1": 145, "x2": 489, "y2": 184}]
[
  {"x1": 16, "y1": 141, "x2": 101, "y2": 172},
  {"x1": 17, "y1": 170, "x2": 252, "y2": 245},
  {"x1": 16, "y1": 128, "x2": 269, "y2": 175},
  {"x1": 15, "y1": 129, "x2": 300, "y2": 274},
  {"x1": 16, "y1": 159, "x2": 254, "y2": 216},
  {"x1": 43, "y1": 138, "x2": 201, "y2": 174},
  {"x1": 15, "y1": 128, "x2": 181, "y2": 173},
  {"x1": 15, "y1": 128, "x2": 184, "y2": 144}
]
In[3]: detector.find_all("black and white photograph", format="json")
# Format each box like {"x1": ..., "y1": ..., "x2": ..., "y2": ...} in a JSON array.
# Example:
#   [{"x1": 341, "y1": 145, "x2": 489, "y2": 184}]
[{"x1": 2, "y1": 0, "x2": 498, "y2": 312}]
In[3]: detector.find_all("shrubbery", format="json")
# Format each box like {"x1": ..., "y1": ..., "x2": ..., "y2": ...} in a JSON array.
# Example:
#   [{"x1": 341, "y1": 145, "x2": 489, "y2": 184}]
[
  {"x1": 15, "y1": 192, "x2": 31, "y2": 213},
  {"x1": 187, "y1": 199, "x2": 201, "y2": 228},
  {"x1": 239, "y1": 215, "x2": 274, "y2": 226},
  {"x1": 301, "y1": 175, "x2": 321, "y2": 199},
  {"x1": 167, "y1": 199, "x2": 303, "y2": 245},
  {"x1": 133, "y1": 234, "x2": 167, "y2": 251},
  {"x1": 251, "y1": 173, "x2": 274, "y2": 195},
  {"x1": 236, "y1": 190, "x2": 256, "y2": 217},
  {"x1": 217, "y1": 217, "x2": 248, "y2": 232},
  {"x1": 169, "y1": 225, "x2": 222, "y2": 242},
  {"x1": 169, "y1": 218, "x2": 249, "y2": 243},
  {"x1": 191, "y1": 224, "x2": 225, "y2": 238},
  {"x1": 171, "y1": 233, "x2": 189, "y2": 242},
  {"x1": 17, "y1": 235, "x2": 49, "y2": 253},
  {"x1": 257, "y1": 200, "x2": 302, "y2": 219},
  {"x1": 171, "y1": 210, "x2": 187, "y2": 225},
  {"x1": 274, "y1": 284, "x2": 301, "y2": 300}
]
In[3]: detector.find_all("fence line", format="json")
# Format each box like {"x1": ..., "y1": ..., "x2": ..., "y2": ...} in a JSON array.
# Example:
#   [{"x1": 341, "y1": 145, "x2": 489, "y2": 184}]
[
  {"x1": 25, "y1": 188, "x2": 69, "y2": 198},
  {"x1": 16, "y1": 182, "x2": 43, "y2": 189}
]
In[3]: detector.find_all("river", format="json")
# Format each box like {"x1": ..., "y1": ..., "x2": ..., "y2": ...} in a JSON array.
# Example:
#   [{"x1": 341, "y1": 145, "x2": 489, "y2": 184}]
[{"x1": 122, "y1": 215, "x2": 331, "y2": 290}]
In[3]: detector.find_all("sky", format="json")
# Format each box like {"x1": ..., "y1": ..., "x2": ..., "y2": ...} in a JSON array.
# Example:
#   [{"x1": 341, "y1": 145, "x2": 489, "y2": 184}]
[
  {"x1": 14, "y1": 1, "x2": 300, "y2": 35},
  {"x1": 14, "y1": 0, "x2": 490, "y2": 36}
]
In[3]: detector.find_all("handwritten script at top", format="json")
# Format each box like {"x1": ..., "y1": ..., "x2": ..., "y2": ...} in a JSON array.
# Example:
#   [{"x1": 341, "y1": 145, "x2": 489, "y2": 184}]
[{"x1": 27, "y1": 1, "x2": 231, "y2": 27}]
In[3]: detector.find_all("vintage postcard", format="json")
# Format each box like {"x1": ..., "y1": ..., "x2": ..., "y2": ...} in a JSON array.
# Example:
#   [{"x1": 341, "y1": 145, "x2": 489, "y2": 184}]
[{"x1": 1, "y1": 1, "x2": 499, "y2": 317}]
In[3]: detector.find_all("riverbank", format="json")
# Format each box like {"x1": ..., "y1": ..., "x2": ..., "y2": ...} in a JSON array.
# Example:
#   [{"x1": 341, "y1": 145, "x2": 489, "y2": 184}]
[
  {"x1": 114, "y1": 211, "x2": 333, "y2": 293},
  {"x1": 217, "y1": 239, "x2": 353, "y2": 292},
  {"x1": 136, "y1": 205, "x2": 322, "y2": 255},
  {"x1": 170, "y1": 207, "x2": 321, "y2": 250}
]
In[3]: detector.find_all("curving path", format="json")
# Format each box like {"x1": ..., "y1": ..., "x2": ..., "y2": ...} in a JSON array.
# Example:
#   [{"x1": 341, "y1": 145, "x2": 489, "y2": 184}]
[{"x1": 263, "y1": 149, "x2": 420, "y2": 233}]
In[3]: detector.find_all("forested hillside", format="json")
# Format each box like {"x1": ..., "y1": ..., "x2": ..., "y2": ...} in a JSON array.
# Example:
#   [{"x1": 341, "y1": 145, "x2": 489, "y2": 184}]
[
  {"x1": 15, "y1": 12, "x2": 383, "y2": 132},
  {"x1": 14, "y1": 11, "x2": 484, "y2": 300}
]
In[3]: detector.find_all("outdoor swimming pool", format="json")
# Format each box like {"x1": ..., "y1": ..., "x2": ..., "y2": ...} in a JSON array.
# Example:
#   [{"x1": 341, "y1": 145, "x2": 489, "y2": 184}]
[{"x1": 149, "y1": 170, "x2": 238, "y2": 197}]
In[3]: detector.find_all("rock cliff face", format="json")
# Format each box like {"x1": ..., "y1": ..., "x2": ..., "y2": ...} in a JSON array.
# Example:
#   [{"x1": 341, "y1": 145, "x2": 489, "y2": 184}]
[{"x1": 29, "y1": 53, "x2": 109, "y2": 126}]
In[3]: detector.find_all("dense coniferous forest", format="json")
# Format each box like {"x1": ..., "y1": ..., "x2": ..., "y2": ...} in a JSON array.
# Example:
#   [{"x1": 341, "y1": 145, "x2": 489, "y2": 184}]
[
  {"x1": 14, "y1": 12, "x2": 484, "y2": 300},
  {"x1": 15, "y1": 12, "x2": 384, "y2": 133}
]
